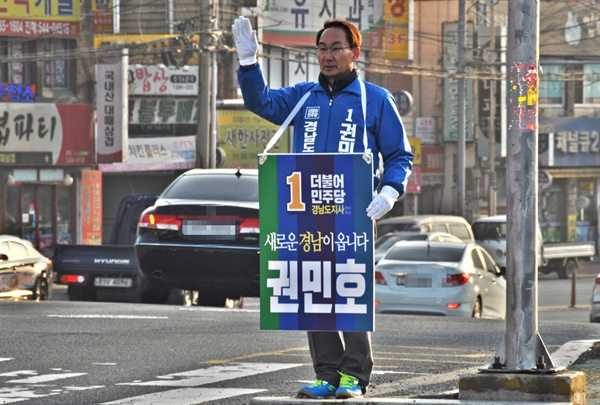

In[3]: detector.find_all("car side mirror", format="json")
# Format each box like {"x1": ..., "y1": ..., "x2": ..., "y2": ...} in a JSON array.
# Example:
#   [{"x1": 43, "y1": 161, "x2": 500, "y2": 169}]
[{"x1": 0, "y1": 253, "x2": 8, "y2": 261}]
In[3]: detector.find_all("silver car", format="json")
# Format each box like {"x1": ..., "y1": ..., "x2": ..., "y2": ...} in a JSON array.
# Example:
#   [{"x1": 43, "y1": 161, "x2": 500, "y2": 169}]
[
  {"x1": 374, "y1": 231, "x2": 462, "y2": 264},
  {"x1": 375, "y1": 241, "x2": 506, "y2": 319},
  {"x1": 590, "y1": 273, "x2": 600, "y2": 323}
]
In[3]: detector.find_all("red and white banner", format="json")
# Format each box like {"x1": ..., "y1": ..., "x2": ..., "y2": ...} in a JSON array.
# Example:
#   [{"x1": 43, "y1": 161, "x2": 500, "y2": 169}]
[{"x1": 0, "y1": 103, "x2": 94, "y2": 166}]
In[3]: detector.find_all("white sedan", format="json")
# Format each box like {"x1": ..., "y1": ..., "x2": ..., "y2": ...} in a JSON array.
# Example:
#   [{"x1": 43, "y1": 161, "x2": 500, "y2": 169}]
[{"x1": 375, "y1": 241, "x2": 506, "y2": 319}]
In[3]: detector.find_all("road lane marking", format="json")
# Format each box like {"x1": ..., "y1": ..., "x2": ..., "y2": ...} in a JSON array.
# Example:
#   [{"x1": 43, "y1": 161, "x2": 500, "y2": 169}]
[
  {"x1": 47, "y1": 315, "x2": 168, "y2": 319},
  {"x1": 7, "y1": 372, "x2": 87, "y2": 384},
  {"x1": 102, "y1": 388, "x2": 265, "y2": 404},
  {"x1": 119, "y1": 362, "x2": 302, "y2": 387}
]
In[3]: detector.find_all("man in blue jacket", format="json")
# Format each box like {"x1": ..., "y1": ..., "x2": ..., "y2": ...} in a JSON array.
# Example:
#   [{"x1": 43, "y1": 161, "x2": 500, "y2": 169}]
[{"x1": 233, "y1": 16, "x2": 413, "y2": 399}]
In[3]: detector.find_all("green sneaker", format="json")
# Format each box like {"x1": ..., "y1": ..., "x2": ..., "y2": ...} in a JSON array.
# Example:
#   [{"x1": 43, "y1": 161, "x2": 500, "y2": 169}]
[
  {"x1": 336, "y1": 372, "x2": 363, "y2": 399},
  {"x1": 297, "y1": 379, "x2": 337, "y2": 399}
]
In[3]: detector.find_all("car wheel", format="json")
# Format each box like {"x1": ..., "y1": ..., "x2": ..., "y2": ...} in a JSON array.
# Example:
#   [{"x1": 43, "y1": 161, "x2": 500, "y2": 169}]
[
  {"x1": 33, "y1": 277, "x2": 49, "y2": 301},
  {"x1": 472, "y1": 297, "x2": 482, "y2": 318},
  {"x1": 557, "y1": 259, "x2": 577, "y2": 280},
  {"x1": 197, "y1": 290, "x2": 228, "y2": 307}
]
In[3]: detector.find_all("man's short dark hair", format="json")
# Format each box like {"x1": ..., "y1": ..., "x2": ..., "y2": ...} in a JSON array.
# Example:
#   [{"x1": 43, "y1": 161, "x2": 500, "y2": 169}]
[{"x1": 316, "y1": 20, "x2": 362, "y2": 49}]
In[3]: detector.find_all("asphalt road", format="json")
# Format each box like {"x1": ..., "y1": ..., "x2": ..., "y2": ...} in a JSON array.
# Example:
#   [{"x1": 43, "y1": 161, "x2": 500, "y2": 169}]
[{"x1": 0, "y1": 264, "x2": 598, "y2": 404}]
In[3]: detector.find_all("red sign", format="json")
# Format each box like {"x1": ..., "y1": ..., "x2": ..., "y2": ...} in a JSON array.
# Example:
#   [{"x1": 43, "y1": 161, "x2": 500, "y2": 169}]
[
  {"x1": 406, "y1": 166, "x2": 421, "y2": 194},
  {"x1": 421, "y1": 146, "x2": 444, "y2": 174},
  {"x1": 81, "y1": 170, "x2": 102, "y2": 245},
  {"x1": 0, "y1": 103, "x2": 94, "y2": 166}
]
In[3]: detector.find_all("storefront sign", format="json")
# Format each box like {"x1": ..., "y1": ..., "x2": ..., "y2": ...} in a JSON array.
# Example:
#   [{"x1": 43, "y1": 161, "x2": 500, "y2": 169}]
[
  {"x1": 218, "y1": 110, "x2": 289, "y2": 169},
  {"x1": 96, "y1": 51, "x2": 128, "y2": 163},
  {"x1": 262, "y1": 0, "x2": 412, "y2": 59},
  {"x1": 92, "y1": 0, "x2": 113, "y2": 33},
  {"x1": 0, "y1": 0, "x2": 80, "y2": 38},
  {"x1": 259, "y1": 153, "x2": 374, "y2": 331},
  {"x1": 81, "y1": 170, "x2": 102, "y2": 245},
  {"x1": 128, "y1": 65, "x2": 199, "y2": 96},
  {"x1": 0, "y1": 103, "x2": 94, "y2": 166},
  {"x1": 416, "y1": 117, "x2": 436, "y2": 144},
  {"x1": 0, "y1": 84, "x2": 36, "y2": 102},
  {"x1": 129, "y1": 98, "x2": 196, "y2": 124},
  {"x1": 539, "y1": 117, "x2": 600, "y2": 167},
  {"x1": 98, "y1": 136, "x2": 196, "y2": 172},
  {"x1": 442, "y1": 22, "x2": 474, "y2": 142}
]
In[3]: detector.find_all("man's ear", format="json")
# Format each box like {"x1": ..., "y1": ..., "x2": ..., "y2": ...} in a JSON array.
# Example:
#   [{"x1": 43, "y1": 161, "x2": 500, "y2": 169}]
[{"x1": 352, "y1": 47, "x2": 361, "y2": 62}]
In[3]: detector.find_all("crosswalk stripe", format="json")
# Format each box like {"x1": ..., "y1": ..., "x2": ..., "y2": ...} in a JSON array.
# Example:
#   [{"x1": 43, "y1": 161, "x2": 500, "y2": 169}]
[
  {"x1": 102, "y1": 388, "x2": 266, "y2": 404},
  {"x1": 118, "y1": 362, "x2": 302, "y2": 387}
]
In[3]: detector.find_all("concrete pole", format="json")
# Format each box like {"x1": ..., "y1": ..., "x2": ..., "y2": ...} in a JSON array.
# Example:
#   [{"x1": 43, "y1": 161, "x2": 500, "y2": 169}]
[
  {"x1": 499, "y1": 0, "x2": 556, "y2": 372},
  {"x1": 488, "y1": 3, "x2": 497, "y2": 217},
  {"x1": 456, "y1": 0, "x2": 466, "y2": 218},
  {"x1": 196, "y1": 0, "x2": 213, "y2": 168}
]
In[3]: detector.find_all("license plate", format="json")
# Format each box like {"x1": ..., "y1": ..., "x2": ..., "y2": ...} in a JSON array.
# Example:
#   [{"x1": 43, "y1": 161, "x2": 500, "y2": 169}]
[
  {"x1": 396, "y1": 275, "x2": 406, "y2": 286},
  {"x1": 94, "y1": 278, "x2": 133, "y2": 288},
  {"x1": 182, "y1": 220, "x2": 235, "y2": 237}
]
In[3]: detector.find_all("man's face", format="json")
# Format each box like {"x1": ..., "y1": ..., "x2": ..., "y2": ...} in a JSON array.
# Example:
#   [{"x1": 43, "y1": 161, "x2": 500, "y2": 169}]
[{"x1": 317, "y1": 27, "x2": 360, "y2": 84}]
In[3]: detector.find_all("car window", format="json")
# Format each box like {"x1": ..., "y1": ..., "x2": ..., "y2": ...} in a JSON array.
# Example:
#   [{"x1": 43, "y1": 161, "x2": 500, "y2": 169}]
[
  {"x1": 385, "y1": 245, "x2": 464, "y2": 262},
  {"x1": 471, "y1": 249, "x2": 485, "y2": 271},
  {"x1": 479, "y1": 248, "x2": 498, "y2": 274},
  {"x1": 377, "y1": 222, "x2": 419, "y2": 235},
  {"x1": 431, "y1": 224, "x2": 446, "y2": 232},
  {"x1": 473, "y1": 222, "x2": 506, "y2": 240},
  {"x1": 162, "y1": 174, "x2": 258, "y2": 202},
  {"x1": 7, "y1": 241, "x2": 27, "y2": 260},
  {"x1": 449, "y1": 224, "x2": 472, "y2": 241}
]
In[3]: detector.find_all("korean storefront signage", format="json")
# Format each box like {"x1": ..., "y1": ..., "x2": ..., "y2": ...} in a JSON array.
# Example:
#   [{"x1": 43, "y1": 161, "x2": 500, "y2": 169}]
[
  {"x1": 262, "y1": 0, "x2": 413, "y2": 60},
  {"x1": 539, "y1": 117, "x2": 600, "y2": 167},
  {"x1": 98, "y1": 136, "x2": 196, "y2": 172},
  {"x1": 442, "y1": 22, "x2": 474, "y2": 142},
  {"x1": 0, "y1": 84, "x2": 35, "y2": 102},
  {"x1": 96, "y1": 50, "x2": 128, "y2": 163},
  {"x1": 81, "y1": 170, "x2": 102, "y2": 245},
  {"x1": 92, "y1": 0, "x2": 113, "y2": 33},
  {"x1": 0, "y1": 103, "x2": 94, "y2": 166},
  {"x1": 218, "y1": 110, "x2": 289, "y2": 169},
  {"x1": 0, "y1": 0, "x2": 80, "y2": 38},
  {"x1": 259, "y1": 153, "x2": 374, "y2": 332},
  {"x1": 128, "y1": 65, "x2": 199, "y2": 96}
]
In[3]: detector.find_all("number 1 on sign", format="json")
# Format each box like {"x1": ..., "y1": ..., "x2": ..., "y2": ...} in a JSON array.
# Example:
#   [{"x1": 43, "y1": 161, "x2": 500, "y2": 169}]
[{"x1": 286, "y1": 172, "x2": 305, "y2": 211}]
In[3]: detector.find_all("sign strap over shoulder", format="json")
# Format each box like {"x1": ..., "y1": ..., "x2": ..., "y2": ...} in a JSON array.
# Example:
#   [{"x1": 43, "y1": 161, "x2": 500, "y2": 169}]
[
  {"x1": 260, "y1": 90, "x2": 312, "y2": 158},
  {"x1": 259, "y1": 79, "x2": 371, "y2": 164}
]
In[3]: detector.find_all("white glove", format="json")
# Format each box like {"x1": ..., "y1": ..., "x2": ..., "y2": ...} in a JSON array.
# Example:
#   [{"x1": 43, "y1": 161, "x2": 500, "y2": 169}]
[
  {"x1": 366, "y1": 185, "x2": 399, "y2": 220},
  {"x1": 232, "y1": 16, "x2": 258, "y2": 66}
]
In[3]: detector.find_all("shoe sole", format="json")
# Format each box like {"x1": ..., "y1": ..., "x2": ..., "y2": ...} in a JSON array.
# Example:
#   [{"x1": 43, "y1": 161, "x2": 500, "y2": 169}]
[{"x1": 297, "y1": 391, "x2": 335, "y2": 399}]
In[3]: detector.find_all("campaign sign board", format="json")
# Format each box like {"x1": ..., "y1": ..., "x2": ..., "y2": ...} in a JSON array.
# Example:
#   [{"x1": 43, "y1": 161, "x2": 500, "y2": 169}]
[{"x1": 259, "y1": 153, "x2": 374, "y2": 332}]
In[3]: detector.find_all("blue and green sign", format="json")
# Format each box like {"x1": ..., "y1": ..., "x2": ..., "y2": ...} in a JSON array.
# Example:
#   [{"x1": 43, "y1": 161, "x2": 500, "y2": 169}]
[{"x1": 259, "y1": 153, "x2": 374, "y2": 331}]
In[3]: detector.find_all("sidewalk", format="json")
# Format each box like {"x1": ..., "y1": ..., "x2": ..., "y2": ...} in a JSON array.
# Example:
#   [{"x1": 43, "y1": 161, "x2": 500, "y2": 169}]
[{"x1": 250, "y1": 340, "x2": 599, "y2": 404}]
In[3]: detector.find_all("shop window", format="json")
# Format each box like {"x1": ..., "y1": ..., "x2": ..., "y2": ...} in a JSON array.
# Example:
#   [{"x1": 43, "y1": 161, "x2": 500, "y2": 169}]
[
  {"x1": 0, "y1": 40, "x2": 36, "y2": 100},
  {"x1": 583, "y1": 63, "x2": 600, "y2": 105},
  {"x1": 539, "y1": 64, "x2": 565, "y2": 106},
  {"x1": 41, "y1": 39, "x2": 74, "y2": 96}
]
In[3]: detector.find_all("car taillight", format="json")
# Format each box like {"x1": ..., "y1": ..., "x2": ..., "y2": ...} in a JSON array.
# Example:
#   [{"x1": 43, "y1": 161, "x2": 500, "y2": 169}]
[
  {"x1": 240, "y1": 218, "x2": 259, "y2": 234},
  {"x1": 138, "y1": 212, "x2": 181, "y2": 231},
  {"x1": 375, "y1": 271, "x2": 387, "y2": 285},
  {"x1": 446, "y1": 273, "x2": 470, "y2": 286},
  {"x1": 60, "y1": 274, "x2": 85, "y2": 284}
]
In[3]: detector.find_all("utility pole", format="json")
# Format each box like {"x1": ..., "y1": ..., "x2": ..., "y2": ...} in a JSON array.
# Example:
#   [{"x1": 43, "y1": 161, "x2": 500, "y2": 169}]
[
  {"x1": 196, "y1": 0, "x2": 213, "y2": 168},
  {"x1": 492, "y1": 0, "x2": 556, "y2": 372},
  {"x1": 457, "y1": 0, "x2": 466, "y2": 218},
  {"x1": 487, "y1": 2, "x2": 497, "y2": 217}
]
